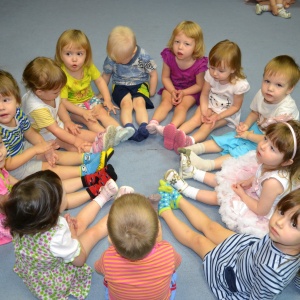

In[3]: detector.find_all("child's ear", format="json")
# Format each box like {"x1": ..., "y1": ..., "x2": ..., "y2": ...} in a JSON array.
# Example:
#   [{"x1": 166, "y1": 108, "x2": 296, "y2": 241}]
[
  {"x1": 281, "y1": 159, "x2": 293, "y2": 167},
  {"x1": 107, "y1": 235, "x2": 113, "y2": 245},
  {"x1": 286, "y1": 85, "x2": 295, "y2": 95},
  {"x1": 35, "y1": 89, "x2": 43, "y2": 97}
]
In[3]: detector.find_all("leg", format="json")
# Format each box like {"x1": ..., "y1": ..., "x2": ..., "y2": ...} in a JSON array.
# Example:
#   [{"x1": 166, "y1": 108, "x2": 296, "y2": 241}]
[
  {"x1": 120, "y1": 94, "x2": 134, "y2": 125},
  {"x1": 171, "y1": 95, "x2": 195, "y2": 127},
  {"x1": 151, "y1": 90, "x2": 173, "y2": 123},
  {"x1": 70, "y1": 113, "x2": 105, "y2": 133},
  {"x1": 178, "y1": 106, "x2": 202, "y2": 134},
  {"x1": 94, "y1": 104, "x2": 121, "y2": 128},
  {"x1": 133, "y1": 97, "x2": 149, "y2": 125}
]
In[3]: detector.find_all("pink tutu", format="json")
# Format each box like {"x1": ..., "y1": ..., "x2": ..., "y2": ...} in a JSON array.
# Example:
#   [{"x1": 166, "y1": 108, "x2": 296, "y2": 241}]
[
  {"x1": 215, "y1": 151, "x2": 270, "y2": 238},
  {"x1": 0, "y1": 213, "x2": 12, "y2": 245}
]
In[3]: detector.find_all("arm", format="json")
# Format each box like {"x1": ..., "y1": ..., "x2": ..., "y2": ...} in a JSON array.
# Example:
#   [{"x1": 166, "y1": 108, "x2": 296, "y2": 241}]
[
  {"x1": 181, "y1": 71, "x2": 205, "y2": 96},
  {"x1": 101, "y1": 73, "x2": 111, "y2": 86},
  {"x1": 199, "y1": 80, "x2": 212, "y2": 122},
  {"x1": 149, "y1": 69, "x2": 158, "y2": 97},
  {"x1": 232, "y1": 178, "x2": 284, "y2": 216},
  {"x1": 236, "y1": 110, "x2": 259, "y2": 134}
]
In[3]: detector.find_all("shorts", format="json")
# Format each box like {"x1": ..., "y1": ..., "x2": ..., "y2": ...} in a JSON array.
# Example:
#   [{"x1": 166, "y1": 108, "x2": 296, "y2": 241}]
[
  {"x1": 112, "y1": 83, "x2": 154, "y2": 109},
  {"x1": 211, "y1": 123, "x2": 263, "y2": 158},
  {"x1": 104, "y1": 271, "x2": 177, "y2": 300},
  {"x1": 77, "y1": 96, "x2": 104, "y2": 110},
  {"x1": 8, "y1": 141, "x2": 42, "y2": 180}
]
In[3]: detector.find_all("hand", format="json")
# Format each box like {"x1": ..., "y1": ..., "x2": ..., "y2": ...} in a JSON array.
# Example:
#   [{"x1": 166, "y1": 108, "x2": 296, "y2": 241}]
[
  {"x1": 65, "y1": 213, "x2": 78, "y2": 238},
  {"x1": 82, "y1": 109, "x2": 97, "y2": 122},
  {"x1": 231, "y1": 183, "x2": 247, "y2": 198},
  {"x1": 171, "y1": 90, "x2": 181, "y2": 106},
  {"x1": 206, "y1": 113, "x2": 219, "y2": 128},
  {"x1": 74, "y1": 137, "x2": 93, "y2": 153},
  {"x1": 103, "y1": 99, "x2": 118, "y2": 115},
  {"x1": 236, "y1": 122, "x2": 249, "y2": 135},
  {"x1": 44, "y1": 147, "x2": 58, "y2": 167},
  {"x1": 235, "y1": 130, "x2": 253, "y2": 140},
  {"x1": 64, "y1": 120, "x2": 82, "y2": 135}
]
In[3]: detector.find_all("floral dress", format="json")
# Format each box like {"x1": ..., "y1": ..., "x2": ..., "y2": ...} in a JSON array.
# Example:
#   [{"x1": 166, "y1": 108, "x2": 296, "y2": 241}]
[
  {"x1": 13, "y1": 216, "x2": 92, "y2": 299},
  {"x1": 0, "y1": 168, "x2": 12, "y2": 245}
]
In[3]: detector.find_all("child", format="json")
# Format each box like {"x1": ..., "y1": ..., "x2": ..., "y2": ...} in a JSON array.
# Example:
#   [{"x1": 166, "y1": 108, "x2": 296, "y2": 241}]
[
  {"x1": 55, "y1": 29, "x2": 134, "y2": 146},
  {"x1": 180, "y1": 55, "x2": 300, "y2": 171},
  {"x1": 102, "y1": 26, "x2": 158, "y2": 142},
  {"x1": 0, "y1": 69, "x2": 111, "y2": 180},
  {"x1": 166, "y1": 120, "x2": 300, "y2": 238},
  {"x1": 94, "y1": 193, "x2": 182, "y2": 300},
  {"x1": 170, "y1": 40, "x2": 250, "y2": 153},
  {"x1": 255, "y1": 0, "x2": 292, "y2": 18},
  {"x1": 3, "y1": 170, "x2": 118, "y2": 300},
  {"x1": 158, "y1": 182, "x2": 300, "y2": 299},
  {"x1": 146, "y1": 20, "x2": 208, "y2": 146}
]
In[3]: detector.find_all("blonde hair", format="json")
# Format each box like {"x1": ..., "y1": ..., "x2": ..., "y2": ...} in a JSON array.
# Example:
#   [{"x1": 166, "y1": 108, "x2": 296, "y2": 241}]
[
  {"x1": 107, "y1": 193, "x2": 159, "y2": 261},
  {"x1": 23, "y1": 57, "x2": 67, "y2": 91},
  {"x1": 167, "y1": 20, "x2": 205, "y2": 59},
  {"x1": 55, "y1": 29, "x2": 93, "y2": 67},
  {"x1": 0, "y1": 69, "x2": 21, "y2": 105},
  {"x1": 264, "y1": 55, "x2": 300, "y2": 89},
  {"x1": 106, "y1": 26, "x2": 136, "y2": 62},
  {"x1": 209, "y1": 40, "x2": 246, "y2": 83}
]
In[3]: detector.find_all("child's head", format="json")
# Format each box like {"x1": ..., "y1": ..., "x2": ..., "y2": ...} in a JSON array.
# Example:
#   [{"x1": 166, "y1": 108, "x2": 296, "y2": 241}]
[
  {"x1": 22, "y1": 57, "x2": 67, "y2": 96},
  {"x1": 55, "y1": 29, "x2": 93, "y2": 67},
  {"x1": 263, "y1": 55, "x2": 300, "y2": 90},
  {"x1": 167, "y1": 20, "x2": 205, "y2": 59},
  {"x1": 263, "y1": 120, "x2": 300, "y2": 184},
  {"x1": 208, "y1": 40, "x2": 245, "y2": 83},
  {"x1": 0, "y1": 69, "x2": 21, "y2": 105},
  {"x1": 107, "y1": 193, "x2": 159, "y2": 261},
  {"x1": 269, "y1": 189, "x2": 300, "y2": 252},
  {"x1": 106, "y1": 26, "x2": 137, "y2": 64},
  {"x1": 3, "y1": 170, "x2": 63, "y2": 236}
]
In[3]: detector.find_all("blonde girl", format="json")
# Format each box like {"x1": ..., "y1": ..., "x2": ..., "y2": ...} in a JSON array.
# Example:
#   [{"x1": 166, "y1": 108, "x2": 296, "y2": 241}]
[
  {"x1": 171, "y1": 39, "x2": 250, "y2": 153},
  {"x1": 165, "y1": 120, "x2": 300, "y2": 238},
  {"x1": 55, "y1": 29, "x2": 134, "y2": 146},
  {"x1": 3, "y1": 170, "x2": 118, "y2": 299},
  {"x1": 0, "y1": 69, "x2": 105, "y2": 180},
  {"x1": 146, "y1": 21, "x2": 208, "y2": 147},
  {"x1": 158, "y1": 183, "x2": 300, "y2": 299}
]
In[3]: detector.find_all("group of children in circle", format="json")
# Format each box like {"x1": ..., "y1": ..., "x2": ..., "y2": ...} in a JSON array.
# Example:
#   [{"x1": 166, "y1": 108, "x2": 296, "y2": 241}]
[{"x1": 0, "y1": 18, "x2": 300, "y2": 299}]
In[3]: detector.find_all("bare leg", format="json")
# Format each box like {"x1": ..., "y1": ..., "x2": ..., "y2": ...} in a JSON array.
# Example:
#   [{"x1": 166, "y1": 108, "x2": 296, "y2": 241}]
[
  {"x1": 71, "y1": 113, "x2": 105, "y2": 133},
  {"x1": 151, "y1": 90, "x2": 173, "y2": 123},
  {"x1": 179, "y1": 106, "x2": 202, "y2": 134},
  {"x1": 171, "y1": 95, "x2": 195, "y2": 127},
  {"x1": 120, "y1": 94, "x2": 134, "y2": 125},
  {"x1": 42, "y1": 163, "x2": 81, "y2": 180},
  {"x1": 133, "y1": 97, "x2": 149, "y2": 125}
]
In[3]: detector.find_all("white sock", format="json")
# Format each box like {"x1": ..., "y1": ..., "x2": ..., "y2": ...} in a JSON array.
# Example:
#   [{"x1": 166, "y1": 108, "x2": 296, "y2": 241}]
[
  {"x1": 189, "y1": 151, "x2": 215, "y2": 171},
  {"x1": 193, "y1": 169, "x2": 206, "y2": 183},
  {"x1": 185, "y1": 143, "x2": 205, "y2": 155},
  {"x1": 182, "y1": 186, "x2": 199, "y2": 200},
  {"x1": 93, "y1": 194, "x2": 108, "y2": 208}
]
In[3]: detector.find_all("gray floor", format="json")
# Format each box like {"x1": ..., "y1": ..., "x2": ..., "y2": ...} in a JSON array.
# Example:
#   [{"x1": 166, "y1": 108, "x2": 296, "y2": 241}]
[{"x1": 0, "y1": 0, "x2": 300, "y2": 299}]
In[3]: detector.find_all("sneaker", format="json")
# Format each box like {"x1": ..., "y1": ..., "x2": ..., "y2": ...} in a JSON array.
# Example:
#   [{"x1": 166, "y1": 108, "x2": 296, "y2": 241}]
[
  {"x1": 164, "y1": 169, "x2": 189, "y2": 193},
  {"x1": 179, "y1": 153, "x2": 197, "y2": 179},
  {"x1": 98, "y1": 179, "x2": 119, "y2": 202},
  {"x1": 255, "y1": 4, "x2": 263, "y2": 14},
  {"x1": 115, "y1": 186, "x2": 135, "y2": 199},
  {"x1": 278, "y1": 7, "x2": 291, "y2": 18}
]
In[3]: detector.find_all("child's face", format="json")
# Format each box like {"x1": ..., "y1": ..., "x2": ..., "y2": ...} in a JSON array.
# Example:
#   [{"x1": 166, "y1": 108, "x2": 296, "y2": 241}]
[
  {"x1": 0, "y1": 138, "x2": 7, "y2": 169},
  {"x1": 209, "y1": 62, "x2": 234, "y2": 84},
  {"x1": 0, "y1": 93, "x2": 18, "y2": 127},
  {"x1": 61, "y1": 45, "x2": 86, "y2": 73},
  {"x1": 256, "y1": 136, "x2": 285, "y2": 168},
  {"x1": 269, "y1": 206, "x2": 300, "y2": 254},
  {"x1": 172, "y1": 31, "x2": 195, "y2": 61},
  {"x1": 36, "y1": 87, "x2": 61, "y2": 103},
  {"x1": 261, "y1": 72, "x2": 293, "y2": 104}
]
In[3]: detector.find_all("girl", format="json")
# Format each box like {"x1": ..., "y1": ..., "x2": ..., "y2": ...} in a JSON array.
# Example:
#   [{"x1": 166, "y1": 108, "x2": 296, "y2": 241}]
[
  {"x1": 146, "y1": 21, "x2": 208, "y2": 147},
  {"x1": 170, "y1": 39, "x2": 250, "y2": 153},
  {"x1": 158, "y1": 182, "x2": 300, "y2": 299},
  {"x1": 3, "y1": 170, "x2": 118, "y2": 300},
  {"x1": 22, "y1": 56, "x2": 116, "y2": 153},
  {"x1": 0, "y1": 69, "x2": 107, "y2": 180},
  {"x1": 55, "y1": 29, "x2": 134, "y2": 146},
  {"x1": 165, "y1": 120, "x2": 300, "y2": 237}
]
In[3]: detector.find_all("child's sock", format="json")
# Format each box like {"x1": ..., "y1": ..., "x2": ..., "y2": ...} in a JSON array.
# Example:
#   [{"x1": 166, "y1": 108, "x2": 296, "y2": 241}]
[
  {"x1": 98, "y1": 148, "x2": 114, "y2": 171},
  {"x1": 135, "y1": 122, "x2": 149, "y2": 142},
  {"x1": 188, "y1": 151, "x2": 215, "y2": 171},
  {"x1": 178, "y1": 143, "x2": 205, "y2": 155},
  {"x1": 193, "y1": 169, "x2": 206, "y2": 183},
  {"x1": 82, "y1": 164, "x2": 117, "y2": 187},
  {"x1": 114, "y1": 126, "x2": 135, "y2": 146},
  {"x1": 93, "y1": 179, "x2": 118, "y2": 208},
  {"x1": 146, "y1": 119, "x2": 159, "y2": 134},
  {"x1": 163, "y1": 123, "x2": 177, "y2": 150},
  {"x1": 164, "y1": 169, "x2": 198, "y2": 200},
  {"x1": 173, "y1": 130, "x2": 195, "y2": 154},
  {"x1": 82, "y1": 153, "x2": 100, "y2": 165},
  {"x1": 80, "y1": 152, "x2": 106, "y2": 176}
]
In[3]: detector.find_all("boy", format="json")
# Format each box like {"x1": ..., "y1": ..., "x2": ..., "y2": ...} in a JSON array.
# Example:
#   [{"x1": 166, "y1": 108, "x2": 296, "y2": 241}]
[
  {"x1": 102, "y1": 26, "x2": 158, "y2": 142},
  {"x1": 179, "y1": 55, "x2": 300, "y2": 174},
  {"x1": 95, "y1": 193, "x2": 181, "y2": 299}
]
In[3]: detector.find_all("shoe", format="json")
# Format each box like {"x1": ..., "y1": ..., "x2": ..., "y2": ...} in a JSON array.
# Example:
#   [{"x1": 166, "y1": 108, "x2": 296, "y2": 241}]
[
  {"x1": 99, "y1": 179, "x2": 118, "y2": 202},
  {"x1": 114, "y1": 127, "x2": 135, "y2": 146},
  {"x1": 115, "y1": 186, "x2": 135, "y2": 199},
  {"x1": 255, "y1": 4, "x2": 262, "y2": 14},
  {"x1": 278, "y1": 7, "x2": 291, "y2": 18},
  {"x1": 179, "y1": 153, "x2": 197, "y2": 179},
  {"x1": 163, "y1": 124, "x2": 177, "y2": 150},
  {"x1": 164, "y1": 169, "x2": 188, "y2": 193},
  {"x1": 102, "y1": 126, "x2": 117, "y2": 150}
]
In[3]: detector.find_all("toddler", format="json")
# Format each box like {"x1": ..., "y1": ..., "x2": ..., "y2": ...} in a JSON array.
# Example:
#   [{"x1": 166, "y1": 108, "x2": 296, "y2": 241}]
[
  {"x1": 102, "y1": 26, "x2": 158, "y2": 142},
  {"x1": 255, "y1": 0, "x2": 292, "y2": 18}
]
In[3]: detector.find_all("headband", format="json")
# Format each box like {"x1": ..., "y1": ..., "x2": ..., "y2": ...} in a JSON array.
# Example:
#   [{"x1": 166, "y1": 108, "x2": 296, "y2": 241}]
[{"x1": 283, "y1": 122, "x2": 297, "y2": 160}]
